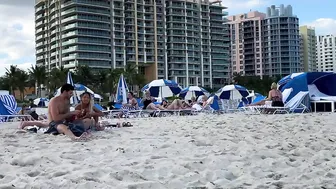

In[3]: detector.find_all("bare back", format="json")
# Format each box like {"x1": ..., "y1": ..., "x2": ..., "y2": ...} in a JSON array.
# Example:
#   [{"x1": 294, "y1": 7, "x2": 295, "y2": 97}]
[
  {"x1": 270, "y1": 89, "x2": 282, "y2": 102},
  {"x1": 48, "y1": 96, "x2": 70, "y2": 122}
]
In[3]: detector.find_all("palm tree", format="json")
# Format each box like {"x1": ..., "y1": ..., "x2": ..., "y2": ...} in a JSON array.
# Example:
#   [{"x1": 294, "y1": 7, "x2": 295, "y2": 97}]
[
  {"x1": 0, "y1": 76, "x2": 10, "y2": 91},
  {"x1": 29, "y1": 65, "x2": 47, "y2": 97},
  {"x1": 16, "y1": 70, "x2": 29, "y2": 100},
  {"x1": 95, "y1": 69, "x2": 108, "y2": 93},
  {"x1": 46, "y1": 66, "x2": 68, "y2": 95},
  {"x1": 5, "y1": 65, "x2": 20, "y2": 97},
  {"x1": 106, "y1": 68, "x2": 124, "y2": 95},
  {"x1": 123, "y1": 63, "x2": 137, "y2": 87},
  {"x1": 132, "y1": 73, "x2": 147, "y2": 92},
  {"x1": 74, "y1": 65, "x2": 93, "y2": 87}
]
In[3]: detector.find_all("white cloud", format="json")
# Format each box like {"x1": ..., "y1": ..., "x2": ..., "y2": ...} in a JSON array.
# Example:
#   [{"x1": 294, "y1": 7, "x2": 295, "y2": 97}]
[
  {"x1": 0, "y1": 1, "x2": 35, "y2": 77},
  {"x1": 304, "y1": 18, "x2": 336, "y2": 35}
]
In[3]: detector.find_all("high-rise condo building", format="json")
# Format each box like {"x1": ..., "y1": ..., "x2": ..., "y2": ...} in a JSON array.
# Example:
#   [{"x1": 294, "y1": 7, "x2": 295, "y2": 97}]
[
  {"x1": 299, "y1": 26, "x2": 317, "y2": 72},
  {"x1": 262, "y1": 4, "x2": 301, "y2": 76},
  {"x1": 227, "y1": 11, "x2": 265, "y2": 77},
  {"x1": 316, "y1": 35, "x2": 336, "y2": 72},
  {"x1": 35, "y1": 0, "x2": 230, "y2": 88}
]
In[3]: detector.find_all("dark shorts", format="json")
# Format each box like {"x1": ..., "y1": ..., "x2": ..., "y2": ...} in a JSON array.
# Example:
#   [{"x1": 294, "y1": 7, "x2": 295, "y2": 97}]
[
  {"x1": 272, "y1": 101, "x2": 284, "y2": 107},
  {"x1": 44, "y1": 120, "x2": 86, "y2": 137}
]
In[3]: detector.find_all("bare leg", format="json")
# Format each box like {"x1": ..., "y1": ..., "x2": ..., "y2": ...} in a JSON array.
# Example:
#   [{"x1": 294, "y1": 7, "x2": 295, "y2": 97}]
[
  {"x1": 81, "y1": 119, "x2": 93, "y2": 131},
  {"x1": 146, "y1": 103, "x2": 162, "y2": 110},
  {"x1": 19, "y1": 121, "x2": 49, "y2": 129},
  {"x1": 56, "y1": 124, "x2": 89, "y2": 141},
  {"x1": 247, "y1": 99, "x2": 266, "y2": 106},
  {"x1": 155, "y1": 104, "x2": 166, "y2": 110},
  {"x1": 167, "y1": 100, "x2": 181, "y2": 110}
]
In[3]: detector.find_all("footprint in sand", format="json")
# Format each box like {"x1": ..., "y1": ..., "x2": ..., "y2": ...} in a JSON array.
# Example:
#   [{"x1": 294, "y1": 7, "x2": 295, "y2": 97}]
[
  {"x1": 27, "y1": 171, "x2": 40, "y2": 177},
  {"x1": 53, "y1": 171, "x2": 69, "y2": 177}
]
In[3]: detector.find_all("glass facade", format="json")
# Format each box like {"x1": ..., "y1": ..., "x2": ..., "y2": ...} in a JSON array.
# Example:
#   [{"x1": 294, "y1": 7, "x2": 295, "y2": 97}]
[{"x1": 35, "y1": 0, "x2": 230, "y2": 88}]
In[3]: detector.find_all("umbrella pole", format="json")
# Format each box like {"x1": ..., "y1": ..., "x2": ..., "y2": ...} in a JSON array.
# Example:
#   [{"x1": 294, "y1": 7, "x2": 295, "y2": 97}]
[{"x1": 160, "y1": 87, "x2": 163, "y2": 100}]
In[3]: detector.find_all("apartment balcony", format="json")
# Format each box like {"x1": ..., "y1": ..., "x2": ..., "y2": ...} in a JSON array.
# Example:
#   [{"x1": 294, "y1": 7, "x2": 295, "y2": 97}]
[
  {"x1": 62, "y1": 31, "x2": 77, "y2": 39},
  {"x1": 62, "y1": 47, "x2": 78, "y2": 54},
  {"x1": 62, "y1": 54, "x2": 77, "y2": 61},
  {"x1": 36, "y1": 41, "x2": 44, "y2": 48},
  {"x1": 61, "y1": 0, "x2": 110, "y2": 9},
  {"x1": 35, "y1": 14, "x2": 44, "y2": 22},
  {"x1": 36, "y1": 34, "x2": 44, "y2": 41},
  {"x1": 61, "y1": 7, "x2": 110, "y2": 17},
  {"x1": 36, "y1": 21, "x2": 44, "y2": 28},
  {"x1": 51, "y1": 51, "x2": 59, "y2": 57}
]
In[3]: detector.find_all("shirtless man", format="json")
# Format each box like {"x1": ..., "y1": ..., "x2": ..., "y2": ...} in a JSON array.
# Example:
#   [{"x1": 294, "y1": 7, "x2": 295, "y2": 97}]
[{"x1": 46, "y1": 84, "x2": 89, "y2": 141}]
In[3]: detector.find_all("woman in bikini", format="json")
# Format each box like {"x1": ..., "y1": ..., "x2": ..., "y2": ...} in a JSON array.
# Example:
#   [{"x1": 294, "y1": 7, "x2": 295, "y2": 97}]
[
  {"x1": 75, "y1": 92, "x2": 105, "y2": 131},
  {"x1": 141, "y1": 90, "x2": 165, "y2": 110},
  {"x1": 160, "y1": 99, "x2": 187, "y2": 110},
  {"x1": 248, "y1": 82, "x2": 284, "y2": 107}
]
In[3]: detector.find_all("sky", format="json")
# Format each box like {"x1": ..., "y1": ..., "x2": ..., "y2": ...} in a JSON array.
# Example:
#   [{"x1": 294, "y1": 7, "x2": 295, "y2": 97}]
[{"x1": 0, "y1": 0, "x2": 335, "y2": 76}]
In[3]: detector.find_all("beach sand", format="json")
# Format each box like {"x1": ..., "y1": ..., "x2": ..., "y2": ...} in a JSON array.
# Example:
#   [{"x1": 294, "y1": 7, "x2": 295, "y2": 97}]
[{"x1": 0, "y1": 113, "x2": 336, "y2": 189}]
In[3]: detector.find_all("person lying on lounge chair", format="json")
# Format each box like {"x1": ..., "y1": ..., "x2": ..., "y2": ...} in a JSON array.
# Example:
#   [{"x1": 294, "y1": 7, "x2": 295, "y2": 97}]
[
  {"x1": 141, "y1": 90, "x2": 165, "y2": 110},
  {"x1": 119, "y1": 92, "x2": 140, "y2": 118},
  {"x1": 248, "y1": 82, "x2": 284, "y2": 107},
  {"x1": 160, "y1": 99, "x2": 185, "y2": 110}
]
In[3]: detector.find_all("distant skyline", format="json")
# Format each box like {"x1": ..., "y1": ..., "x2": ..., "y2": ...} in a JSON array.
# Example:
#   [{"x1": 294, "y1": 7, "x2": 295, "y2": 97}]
[{"x1": 0, "y1": 0, "x2": 335, "y2": 76}]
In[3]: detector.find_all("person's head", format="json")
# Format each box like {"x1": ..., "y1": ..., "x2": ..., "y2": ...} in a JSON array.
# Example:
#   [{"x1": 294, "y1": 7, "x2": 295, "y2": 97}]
[
  {"x1": 128, "y1": 92, "x2": 134, "y2": 99},
  {"x1": 60, "y1": 84, "x2": 74, "y2": 99},
  {"x1": 80, "y1": 92, "x2": 92, "y2": 105},
  {"x1": 145, "y1": 90, "x2": 150, "y2": 97},
  {"x1": 271, "y1": 82, "x2": 277, "y2": 90},
  {"x1": 202, "y1": 95, "x2": 208, "y2": 102},
  {"x1": 161, "y1": 99, "x2": 168, "y2": 106}
]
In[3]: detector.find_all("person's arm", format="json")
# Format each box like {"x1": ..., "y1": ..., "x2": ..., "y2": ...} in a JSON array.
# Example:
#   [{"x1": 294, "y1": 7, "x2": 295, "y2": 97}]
[
  {"x1": 49, "y1": 99, "x2": 73, "y2": 122},
  {"x1": 74, "y1": 104, "x2": 81, "y2": 110},
  {"x1": 131, "y1": 99, "x2": 138, "y2": 107},
  {"x1": 89, "y1": 106, "x2": 104, "y2": 117},
  {"x1": 266, "y1": 91, "x2": 272, "y2": 100}
]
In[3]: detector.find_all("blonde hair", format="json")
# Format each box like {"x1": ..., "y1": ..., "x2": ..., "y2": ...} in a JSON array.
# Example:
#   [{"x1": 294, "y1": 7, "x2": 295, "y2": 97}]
[{"x1": 271, "y1": 82, "x2": 278, "y2": 90}]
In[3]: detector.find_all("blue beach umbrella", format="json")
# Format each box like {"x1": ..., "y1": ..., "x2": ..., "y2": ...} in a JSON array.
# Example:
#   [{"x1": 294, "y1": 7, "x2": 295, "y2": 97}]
[
  {"x1": 216, "y1": 84, "x2": 249, "y2": 100},
  {"x1": 179, "y1": 86, "x2": 209, "y2": 100},
  {"x1": 67, "y1": 71, "x2": 79, "y2": 105},
  {"x1": 141, "y1": 79, "x2": 182, "y2": 98},
  {"x1": 115, "y1": 74, "x2": 129, "y2": 104},
  {"x1": 277, "y1": 72, "x2": 305, "y2": 86}
]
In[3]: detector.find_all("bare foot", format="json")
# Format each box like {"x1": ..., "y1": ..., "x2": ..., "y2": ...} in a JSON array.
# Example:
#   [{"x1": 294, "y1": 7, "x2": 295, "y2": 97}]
[
  {"x1": 96, "y1": 124, "x2": 105, "y2": 131},
  {"x1": 71, "y1": 132, "x2": 90, "y2": 142},
  {"x1": 18, "y1": 121, "x2": 27, "y2": 129},
  {"x1": 15, "y1": 130, "x2": 27, "y2": 134}
]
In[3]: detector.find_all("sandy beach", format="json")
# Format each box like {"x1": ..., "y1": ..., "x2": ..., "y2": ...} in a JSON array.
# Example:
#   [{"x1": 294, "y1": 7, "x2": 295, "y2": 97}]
[{"x1": 0, "y1": 113, "x2": 336, "y2": 189}]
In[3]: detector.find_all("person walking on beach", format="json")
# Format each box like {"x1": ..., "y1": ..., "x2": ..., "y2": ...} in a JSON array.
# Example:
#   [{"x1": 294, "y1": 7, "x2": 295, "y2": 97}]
[{"x1": 45, "y1": 84, "x2": 90, "y2": 141}]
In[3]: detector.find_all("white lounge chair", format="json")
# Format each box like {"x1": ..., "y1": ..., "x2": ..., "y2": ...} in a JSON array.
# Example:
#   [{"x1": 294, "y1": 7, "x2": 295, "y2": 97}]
[{"x1": 245, "y1": 91, "x2": 310, "y2": 114}]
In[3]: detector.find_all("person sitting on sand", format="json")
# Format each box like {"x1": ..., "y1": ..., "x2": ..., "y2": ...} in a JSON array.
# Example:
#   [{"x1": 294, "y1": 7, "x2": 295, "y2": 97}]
[
  {"x1": 141, "y1": 90, "x2": 165, "y2": 110},
  {"x1": 44, "y1": 84, "x2": 89, "y2": 141},
  {"x1": 248, "y1": 82, "x2": 284, "y2": 107},
  {"x1": 75, "y1": 92, "x2": 105, "y2": 131}
]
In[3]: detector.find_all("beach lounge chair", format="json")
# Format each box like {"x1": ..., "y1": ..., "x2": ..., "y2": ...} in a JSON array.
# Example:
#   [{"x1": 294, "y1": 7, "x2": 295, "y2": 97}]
[
  {"x1": 0, "y1": 95, "x2": 33, "y2": 122},
  {"x1": 249, "y1": 91, "x2": 310, "y2": 114}
]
